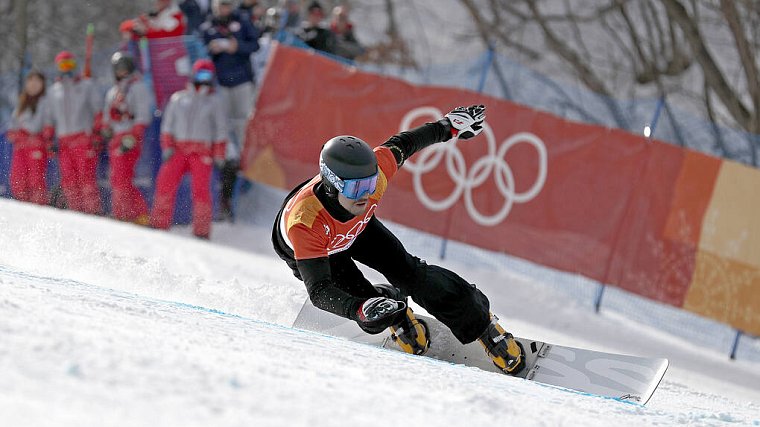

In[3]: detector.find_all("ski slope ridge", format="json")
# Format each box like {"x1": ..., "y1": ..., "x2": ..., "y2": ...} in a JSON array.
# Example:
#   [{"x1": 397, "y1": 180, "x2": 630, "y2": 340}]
[{"x1": 1, "y1": 199, "x2": 759, "y2": 426}]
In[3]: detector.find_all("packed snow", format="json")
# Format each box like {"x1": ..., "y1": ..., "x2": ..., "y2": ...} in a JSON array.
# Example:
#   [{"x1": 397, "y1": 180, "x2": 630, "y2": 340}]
[{"x1": 1, "y1": 197, "x2": 759, "y2": 426}]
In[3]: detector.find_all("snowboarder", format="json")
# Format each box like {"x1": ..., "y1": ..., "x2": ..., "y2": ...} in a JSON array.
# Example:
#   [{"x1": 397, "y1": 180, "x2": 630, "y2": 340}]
[
  {"x1": 102, "y1": 52, "x2": 153, "y2": 225},
  {"x1": 272, "y1": 105, "x2": 525, "y2": 375},
  {"x1": 150, "y1": 59, "x2": 227, "y2": 239}
]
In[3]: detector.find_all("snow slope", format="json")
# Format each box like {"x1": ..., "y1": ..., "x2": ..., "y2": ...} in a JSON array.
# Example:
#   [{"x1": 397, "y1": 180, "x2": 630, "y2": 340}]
[{"x1": 1, "y1": 198, "x2": 760, "y2": 427}]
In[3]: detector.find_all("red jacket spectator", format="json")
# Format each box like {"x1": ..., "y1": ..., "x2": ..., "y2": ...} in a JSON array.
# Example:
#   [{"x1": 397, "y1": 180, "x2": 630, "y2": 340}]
[
  {"x1": 150, "y1": 60, "x2": 227, "y2": 239},
  {"x1": 45, "y1": 51, "x2": 104, "y2": 215},
  {"x1": 103, "y1": 52, "x2": 153, "y2": 224},
  {"x1": 7, "y1": 70, "x2": 49, "y2": 205},
  {"x1": 133, "y1": 0, "x2": 187, "y2": 39}
]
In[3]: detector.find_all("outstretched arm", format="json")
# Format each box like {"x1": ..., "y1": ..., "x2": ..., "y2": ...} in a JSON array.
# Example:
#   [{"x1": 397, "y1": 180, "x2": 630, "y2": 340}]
[
  {"x1": 382, "y1": 105, "x2": 486, "y2": 167},
  {"x1": 381, "y1": 119, "x2": 452, "y2": 167}
]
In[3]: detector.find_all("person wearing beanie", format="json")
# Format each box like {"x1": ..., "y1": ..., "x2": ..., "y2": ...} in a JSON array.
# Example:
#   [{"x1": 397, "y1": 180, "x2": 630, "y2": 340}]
[
  {"x1": 150, "y1": 59, "x2": 228, "y2": 239},
  {"x1": 297, "y1": 1, "x2": 336, "y2": 54},
  {"x1": 44, "y1": 51, "x2": 104, "y2": 214}
]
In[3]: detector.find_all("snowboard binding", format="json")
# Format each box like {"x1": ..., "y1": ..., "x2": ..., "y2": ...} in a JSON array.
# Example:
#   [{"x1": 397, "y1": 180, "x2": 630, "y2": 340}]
[
  {"x1": 390, "y1": 307, "x2": 430, "y2": 356},
  {"x1": 477, "y1": 314, "x2": 525, "y2": 375}
]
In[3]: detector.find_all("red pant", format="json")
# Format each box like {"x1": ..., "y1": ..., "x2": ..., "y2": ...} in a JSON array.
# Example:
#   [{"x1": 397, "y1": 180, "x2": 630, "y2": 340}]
[
  {"x1": 150, "y1": 151, "x2": 213, "y2": 238},
  {"x1": 58, "y1": 133, "x2": 102, "y2": 214},
  {"x1": 109, "y1": 135, "x2": 147, "y2": 221},
  {"x1": 10, "y1": 145, "x2": 48, "y2": 205}
]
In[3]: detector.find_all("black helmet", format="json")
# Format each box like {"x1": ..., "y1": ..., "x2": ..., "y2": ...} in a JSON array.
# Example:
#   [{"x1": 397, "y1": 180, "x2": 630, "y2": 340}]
[
  {"x1": 319, "y1": 135, "x2": 377, "y2": 197},
  {"x1": 320, "y1": 135, "x2": 377, "y2": 178},
  {"x1": 111, "y1": 52, "x2": 136, "y2": 78}
]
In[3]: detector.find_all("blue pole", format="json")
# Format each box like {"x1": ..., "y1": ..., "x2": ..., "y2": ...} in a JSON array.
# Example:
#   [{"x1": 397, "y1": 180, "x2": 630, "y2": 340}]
[
  {"x1": 594, "y1": 283, "x2": 606, "y2": 313},
  {"x1": 647, "y1": 96, "x2": 665, "y2": 138},
  {"x1": 476, "y1": 46, "x2": 495, "y2": 93},
  {"x1": 439, "y1": 47, "x2": 496, "y2": 260},
  {"x1": 729, "y1": 330, "x2": 742, "y2": 360}
]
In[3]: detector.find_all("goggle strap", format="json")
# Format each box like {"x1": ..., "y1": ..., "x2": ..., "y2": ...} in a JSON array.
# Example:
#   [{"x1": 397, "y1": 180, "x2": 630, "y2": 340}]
[{"x1": 319, "y1": 159, "x2": 344, "y2": 192}]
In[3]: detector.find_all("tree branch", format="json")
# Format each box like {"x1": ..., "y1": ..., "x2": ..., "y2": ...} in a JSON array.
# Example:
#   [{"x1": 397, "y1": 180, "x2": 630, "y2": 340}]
[
  {"x1": 661, "y1": 0, "x2": 752, "y2": 131},
  {"x1": 459, "y1": 0, "x2": 541, "y2": 60},
  {"x1": 525, "y1": 0, "x2": 612, "y2": 97},
  {"x1": 720, "y1": 0, "x2": 760, "y2": 133}
]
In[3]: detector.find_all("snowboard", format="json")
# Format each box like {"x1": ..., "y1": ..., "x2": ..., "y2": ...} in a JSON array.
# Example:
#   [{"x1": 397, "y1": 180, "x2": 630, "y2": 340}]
[{"x1": 293, "y1": 300, "x2": 669, "y2": 405}]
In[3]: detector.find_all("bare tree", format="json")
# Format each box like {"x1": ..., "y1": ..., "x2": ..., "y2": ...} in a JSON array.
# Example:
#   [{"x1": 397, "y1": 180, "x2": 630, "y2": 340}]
[
  {"x1": 457, "y1": 0, "x2": 760, "y2": 146},
  {"x1": 356, "y1": 0, "x2": 418, "y2": 68},
  {"x1": 0, "y1": 0, "x2": 152, "y2": 75}
]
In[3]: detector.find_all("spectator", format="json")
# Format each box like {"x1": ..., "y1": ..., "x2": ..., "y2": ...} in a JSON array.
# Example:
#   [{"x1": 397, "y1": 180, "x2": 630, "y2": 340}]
[
  {"x1": 118, "y1": 19, "x2": 143, "y2": 71},
  {"x1": 298, "y1": 1, "x2": 335, "y2": 54},
  {"x1": 6, "y1": 70, "x2": 49, "y2": 205},
  {"x1": 263, "y1": 6, "x2": 281, "y2": 34},
  {"x1": 201, "y1": 0, "x2": 260, "y2": 220},
  {"x1": 150, "y1": 59, "x2": 227, "y2": 239},
  {"x1": 278, "y1": 0, "x2": 301, "y2": 33},
  {"x1": 102, "y1": 52, "x2": 153, "y2": 225},
  {"x1": 133, "y1": 0, "x2": 187, "y2": 39},
  {"x1": 330, "y1": 5, "x2": 364, "y2": 60},
  {"x1": 237, "y1": 0, "x2": 266, "y2": 32},
  {"x1": 45, "y1": 51, "x2": 103, "y2": 215},
  {"x1": 179, "y1": 0, "x2": 212, "y2": 35}
]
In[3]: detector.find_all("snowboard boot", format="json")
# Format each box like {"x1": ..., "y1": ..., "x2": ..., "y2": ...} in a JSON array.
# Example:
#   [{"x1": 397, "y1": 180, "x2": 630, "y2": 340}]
[
  {"x1": 390, "y1": 307, "x2": 430, "y2": 356},
  {"x1": 477, "y1": 314, "x2": 525, "y2": 375}
]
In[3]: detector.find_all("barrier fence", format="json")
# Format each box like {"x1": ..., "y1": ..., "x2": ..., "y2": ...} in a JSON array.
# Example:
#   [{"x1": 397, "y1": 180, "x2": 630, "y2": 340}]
[{"x1": 243, "y1": 44, "x2": 760, "y2": 352}]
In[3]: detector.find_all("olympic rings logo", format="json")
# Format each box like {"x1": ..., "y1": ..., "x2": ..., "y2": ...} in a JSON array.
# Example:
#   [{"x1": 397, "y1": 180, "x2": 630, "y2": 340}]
[{"x1": 400, "y1": 107, "x2": 548, "y2": 227}]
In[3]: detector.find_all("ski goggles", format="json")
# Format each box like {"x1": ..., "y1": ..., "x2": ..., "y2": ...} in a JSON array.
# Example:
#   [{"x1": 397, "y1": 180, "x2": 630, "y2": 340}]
[
  {"x1": 320, "y1": 160, "x2": 378, "y2": 200},
  {"x1": 57, "y1": 58, "x2": 77, "y2": 73},
  {"x1": 193, "y1": 69, "x2": 214, "y2": 84}
]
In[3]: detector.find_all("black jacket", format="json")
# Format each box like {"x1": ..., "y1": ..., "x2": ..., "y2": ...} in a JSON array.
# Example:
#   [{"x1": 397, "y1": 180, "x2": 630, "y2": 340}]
[{"x1": 271, "y1": 120, "x2": 453, "y2": 317}]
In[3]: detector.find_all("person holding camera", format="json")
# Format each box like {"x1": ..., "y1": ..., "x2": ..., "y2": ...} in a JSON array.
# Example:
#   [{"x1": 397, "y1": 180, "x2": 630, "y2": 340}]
[{"x1": 201, "y1": 0, "x2": 260, "y2": 221}]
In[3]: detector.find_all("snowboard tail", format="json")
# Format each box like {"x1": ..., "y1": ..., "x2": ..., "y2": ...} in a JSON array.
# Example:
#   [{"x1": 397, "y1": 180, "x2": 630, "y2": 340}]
[{"x1": 293, "y1": 299, "x2": 668, "y2": 405}]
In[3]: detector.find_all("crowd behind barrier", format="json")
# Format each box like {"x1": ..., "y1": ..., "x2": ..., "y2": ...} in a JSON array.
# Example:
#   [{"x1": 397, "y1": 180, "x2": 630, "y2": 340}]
[{"x1": 1, "y1": 0, "x2": 364, "y2": 238}]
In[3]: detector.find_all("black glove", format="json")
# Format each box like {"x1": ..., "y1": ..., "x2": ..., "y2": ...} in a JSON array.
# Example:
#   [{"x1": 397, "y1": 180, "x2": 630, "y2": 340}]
[
  {"x1": 355, "y1": 297, "x2": 407, "y2": 334},
  {"x1": 445, "y1": 104, "x2": 486, "y2": 140}
]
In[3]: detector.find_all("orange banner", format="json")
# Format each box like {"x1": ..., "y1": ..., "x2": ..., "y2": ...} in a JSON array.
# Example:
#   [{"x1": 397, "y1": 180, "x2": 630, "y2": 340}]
[{"x1": 244, "y1": 44, "x2": 760, "y2": 336}]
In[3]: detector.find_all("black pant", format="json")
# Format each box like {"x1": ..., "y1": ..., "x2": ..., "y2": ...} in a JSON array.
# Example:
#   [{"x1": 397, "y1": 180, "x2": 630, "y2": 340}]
[{"x1": 330, "y1": 217, "x2": 491, "y2": 344}]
